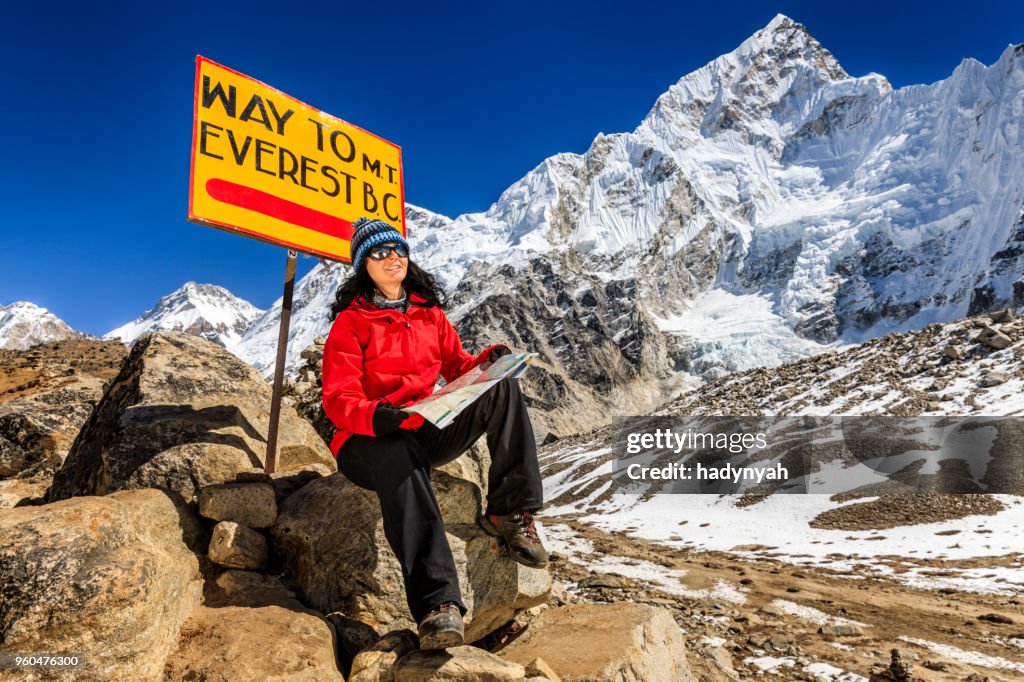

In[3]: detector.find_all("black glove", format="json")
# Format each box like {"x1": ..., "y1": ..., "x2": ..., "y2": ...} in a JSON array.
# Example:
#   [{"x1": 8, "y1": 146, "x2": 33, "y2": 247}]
[
  {"x1": 488, "y1": 346, "x2": 512, "y2": 361},
  {"x1": 372, "y1": 404, "x2": 409, "y2": 437}
]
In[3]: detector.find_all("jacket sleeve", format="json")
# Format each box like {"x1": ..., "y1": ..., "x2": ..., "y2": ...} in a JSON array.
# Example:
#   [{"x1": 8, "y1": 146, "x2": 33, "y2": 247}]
[
  {"x1": 436, "y1": 309, "x2": 510, "y2": 383},
  {"x1": 321, "y1": 312, "x2": 380, "y2": 437}
]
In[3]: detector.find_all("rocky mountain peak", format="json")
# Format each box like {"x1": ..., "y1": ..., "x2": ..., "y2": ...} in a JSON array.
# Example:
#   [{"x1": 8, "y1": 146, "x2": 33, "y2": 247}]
[
  {"x1": 104, "y1": 282, "x2": 263, "y2": 350},
  {"x1": 637, "y1": 14, "x2": 849, "y2": 149},
  {"x1": 0, "y1": 301, "x2": 87, "y2": 351}
]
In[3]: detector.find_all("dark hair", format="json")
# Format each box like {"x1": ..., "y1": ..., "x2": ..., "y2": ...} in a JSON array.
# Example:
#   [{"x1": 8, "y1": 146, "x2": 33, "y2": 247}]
[{"x1": 330, "y1": 259, "x2": 449, "y2": 319}]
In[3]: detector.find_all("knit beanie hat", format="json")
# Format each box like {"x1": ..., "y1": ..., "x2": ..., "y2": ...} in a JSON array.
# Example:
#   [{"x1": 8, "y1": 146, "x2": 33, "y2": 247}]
[{"x1": 349, "y1": 217, "x2": 409, "y2": 273}]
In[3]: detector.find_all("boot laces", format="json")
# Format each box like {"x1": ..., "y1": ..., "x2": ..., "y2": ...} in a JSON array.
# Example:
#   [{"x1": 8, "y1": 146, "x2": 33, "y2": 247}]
[{"x1": 519, "y1": 511, "x2": 540, "y2": 542}]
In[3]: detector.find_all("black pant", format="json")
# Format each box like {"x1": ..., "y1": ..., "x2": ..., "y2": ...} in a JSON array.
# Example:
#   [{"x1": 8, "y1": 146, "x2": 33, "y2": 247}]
[{"x1": 338, "y1": 376, "x2": 543, "y2": 623}]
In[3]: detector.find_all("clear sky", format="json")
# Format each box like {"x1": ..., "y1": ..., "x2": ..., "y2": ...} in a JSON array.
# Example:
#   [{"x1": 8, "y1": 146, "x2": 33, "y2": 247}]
[{"x1": 1, "y1": 0, "x2": 1021, "y2": 335}]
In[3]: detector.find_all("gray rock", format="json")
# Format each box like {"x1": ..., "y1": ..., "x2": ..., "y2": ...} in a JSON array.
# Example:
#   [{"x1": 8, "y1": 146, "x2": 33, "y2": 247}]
[
  {"x1": 46, "y1": 332, "x2": 335, "y2": 505},
  {"x1": 325, "y1": 612, "x2": 380, "y2": 676},
  {"x1": 0, "y1": 476, "x2": 49, "y2": 508},
  {"x1": 271, "y1": 470, "x2": 550, "y2": 642},
  {"x1": 524, "y1": 657, "x2": 563, "y2": 682},
  {"x1": 989, "y1": 308, "x2": 1015, "y2": 324},
  {"x1": 349, "y1": 630, "x2": 418, "y2": 682},
  {"x1": 888, "y1": 647, "x2": 914, "y2": 680},
  {"x1": 977, "y1": 325, "x2": 1012, "y2": 350},
  {"x1": 500, "y1": 603, "x2": 693, "y2": 681},
  {"x1": 980, "y1": 370, "x2": 1010, "y2": 387},
  {"x1": 0, "y1": 412, "x2": 60, "y2": 478},
  {"x1": 198, "y1": 481, "x2": 277, "y2": 527},
  {"x1": 818, "y1": 623, "x2": 864, "y2": 637},
  {"x1": 703, "y1": 646, "x2": 740, "y2": 681},
  {"x1": 300, "y1": 344, "x2": 324, "y2": 364},
  {"x1": 0, "y1": 489, "x2": 204, "y2": 681},
  {"x1": 208, "y1": 520, "x2": 269, "y2": 569},
  {"x1": 207, "y1": 569, "x2": 296, "y2": 606},
  {"x1": 580, "y1": 573, "x2": 632, "y2": 589},
  {"x1": 164, "y1": 569, "x2": 342, "y2": 681},
  {"x1": 395, "y1": 646, "x2": 526, "y2": 681},
  {"x1": 977, "y1": 612, "x2": 1014, "y2": 624}
]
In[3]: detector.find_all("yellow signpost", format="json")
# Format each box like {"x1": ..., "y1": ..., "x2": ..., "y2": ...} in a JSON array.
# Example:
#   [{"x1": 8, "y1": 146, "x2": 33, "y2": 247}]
[
  {"x1": 188, "y1": 56, "x2": 405, "y2": 472},
  {"x1": 189, "y1": 55, "x2": 405, "y2": 260}
]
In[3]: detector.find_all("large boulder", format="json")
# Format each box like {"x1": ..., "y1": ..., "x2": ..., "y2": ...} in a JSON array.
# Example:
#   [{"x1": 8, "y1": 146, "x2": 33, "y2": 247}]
[
  {"x1": 394, "y1": 646, "x2": 526, "y2": 681},
  {"x1": 499, "y1": 603, "x2": 694, "y2": 682},
  {"x1": 349, "y1": 630, "x2": 419, "y2": 682},
  {"x1": 271, "y1": 468, "x2": 551, "y2": 643},
  {"x1": 162, "y1": 570, "x2": 343, "y2": 681},
  {"x1": 0, "y1": 488, "x2": 205, "y2": 682},
  {"x1": 46, "y1": 332, "x2": 335, "y2": 504}
]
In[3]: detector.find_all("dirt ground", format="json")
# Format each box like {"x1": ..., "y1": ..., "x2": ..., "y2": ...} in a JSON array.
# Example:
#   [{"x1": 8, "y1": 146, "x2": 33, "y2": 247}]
[{"x1": 542, "y1": 515, "x2": 1024, "y2": 682}]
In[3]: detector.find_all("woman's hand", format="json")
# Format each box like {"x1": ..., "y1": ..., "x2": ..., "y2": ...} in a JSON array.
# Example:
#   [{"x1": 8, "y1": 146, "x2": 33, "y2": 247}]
[{"x1": 372, "y1": 404, "x2": 410, "y2": 437}]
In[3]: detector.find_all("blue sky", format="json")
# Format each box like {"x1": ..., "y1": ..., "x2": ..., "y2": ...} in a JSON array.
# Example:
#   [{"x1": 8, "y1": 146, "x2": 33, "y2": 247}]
[{"x1": 1, "y1": 1, "x2": 1021, "y2": 335}]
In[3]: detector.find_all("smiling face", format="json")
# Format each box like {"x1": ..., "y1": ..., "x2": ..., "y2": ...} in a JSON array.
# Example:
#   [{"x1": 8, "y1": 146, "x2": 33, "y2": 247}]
[{"x1": 365, "y1": 243, "x2": 408, "y2": 292}]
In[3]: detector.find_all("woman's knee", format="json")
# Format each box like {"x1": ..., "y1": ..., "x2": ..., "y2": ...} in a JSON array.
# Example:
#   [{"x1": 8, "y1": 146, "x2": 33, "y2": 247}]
[
  {"x1": 491, "y1": 375, "x2": 520, "y2": 398},
  {"x1": 341, "y1": 433, "x2": 428, "y2": 479}
]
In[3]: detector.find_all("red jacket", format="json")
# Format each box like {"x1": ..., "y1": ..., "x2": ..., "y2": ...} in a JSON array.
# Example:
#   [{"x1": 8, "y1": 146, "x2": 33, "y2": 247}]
[{"x1": 321, "y1": 291, "x2": 507, "y2": 458}]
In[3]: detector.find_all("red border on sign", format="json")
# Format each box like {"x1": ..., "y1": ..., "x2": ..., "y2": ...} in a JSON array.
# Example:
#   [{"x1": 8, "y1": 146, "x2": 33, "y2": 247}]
[{"x1": 187, "y1": 55, "x2": 407, "y2": 261}]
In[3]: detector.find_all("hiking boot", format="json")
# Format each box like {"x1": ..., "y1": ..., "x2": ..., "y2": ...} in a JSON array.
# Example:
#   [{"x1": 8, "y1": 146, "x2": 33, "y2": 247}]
[
  {"x1": 417, "y1": 601, "x2": 464, "y2": 650},
  {"x1": 479, "y1": 510, "x2": 549, "y2": 568}
]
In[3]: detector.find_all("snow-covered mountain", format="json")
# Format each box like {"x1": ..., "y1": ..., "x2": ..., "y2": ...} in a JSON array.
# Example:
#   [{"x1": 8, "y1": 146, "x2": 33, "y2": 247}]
[
  {"x1": 231, "y1": 15, "x2": 1023, "y2": 395},
  {"x1": 536, "y1": 308, "x2": 1024, "y2": 596},
  {"x1": 105, "y1": 282, "x2": 263, "y2": 351},
  {"x1": 0, "y1": 302, "x2": 88, "y2": 351}
]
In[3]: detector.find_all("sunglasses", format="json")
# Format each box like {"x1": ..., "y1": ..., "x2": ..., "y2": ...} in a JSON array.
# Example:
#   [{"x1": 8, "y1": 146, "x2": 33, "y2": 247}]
[{"x1": 367, "y1": 243, "x2": 409, "y2": 260}]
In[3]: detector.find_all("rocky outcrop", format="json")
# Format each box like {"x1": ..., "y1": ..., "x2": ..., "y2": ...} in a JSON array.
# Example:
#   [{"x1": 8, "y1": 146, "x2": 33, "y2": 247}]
[
  {"x1": 349, "y1": 630, "x2": 419, "y2": 682},
  {"x1": 499, "y1": 603, "x2": 693, "y2": 681},
  {"x1": 395, "y1": 646, "x2": 526, "y2": 681},
  {"x1": 0, "y1": 488, "x2": 205, "y2": 682},
  {"x1": 271, "y1": 467, "x2": 551, "y2": 643},
  {"x1": 661, "y1": 310, "x2": 1024, "y2": 417},
  {"x1": 162, "y1": 570, "x2": 343, "y2": 681},
  {"x1": 283, "y1": 337, "x2": 334, "y2": 447},
  {"x1": 450, "y1": 258, "x2": 680, "y2": 439},
  {"x1": 46, "y1": 332, "x2": 335, "y2": 504}
]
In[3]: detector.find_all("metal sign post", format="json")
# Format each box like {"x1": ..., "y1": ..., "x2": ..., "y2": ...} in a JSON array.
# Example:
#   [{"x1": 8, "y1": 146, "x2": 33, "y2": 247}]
[{"x1": 264, "y1": 249, "x2": 297, "y2": 474}]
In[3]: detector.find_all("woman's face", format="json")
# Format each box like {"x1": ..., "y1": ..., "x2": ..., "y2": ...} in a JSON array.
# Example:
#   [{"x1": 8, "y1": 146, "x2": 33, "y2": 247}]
[{"x1": 365, "y1": 243, "x2": 408, "y2": 290}]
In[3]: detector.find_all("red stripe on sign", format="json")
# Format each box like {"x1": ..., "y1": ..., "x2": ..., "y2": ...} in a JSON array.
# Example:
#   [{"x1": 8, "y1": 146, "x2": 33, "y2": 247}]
[{"x1": 206, "y1": 178, "x2": 354, "y2": 241}]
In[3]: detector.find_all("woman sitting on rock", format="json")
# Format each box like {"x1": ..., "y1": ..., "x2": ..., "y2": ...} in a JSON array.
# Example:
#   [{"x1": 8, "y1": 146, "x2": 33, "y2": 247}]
[{"x1": 321, "y1": 216, "x2": 549, "y2": 650}]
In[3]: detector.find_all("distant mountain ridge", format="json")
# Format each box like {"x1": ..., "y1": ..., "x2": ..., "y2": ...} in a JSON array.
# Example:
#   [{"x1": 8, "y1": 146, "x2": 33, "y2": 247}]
[
  {"x1": 103, "y1": 282, "x2": 263, "y2": 351},
  {"x1": 0, "y1": 302, "x2": 90, "y2": 351}
]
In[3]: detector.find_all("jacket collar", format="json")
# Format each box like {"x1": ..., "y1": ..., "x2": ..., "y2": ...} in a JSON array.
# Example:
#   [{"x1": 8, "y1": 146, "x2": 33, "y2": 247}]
[{"x1": 348, "y1": 290, "x2": 430, "y2": 317}]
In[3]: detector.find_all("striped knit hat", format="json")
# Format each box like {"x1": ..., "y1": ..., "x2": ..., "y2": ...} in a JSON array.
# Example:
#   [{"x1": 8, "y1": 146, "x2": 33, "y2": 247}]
[{"x1": 349, "y1": 217, "x2": 409, "y2": 274}]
